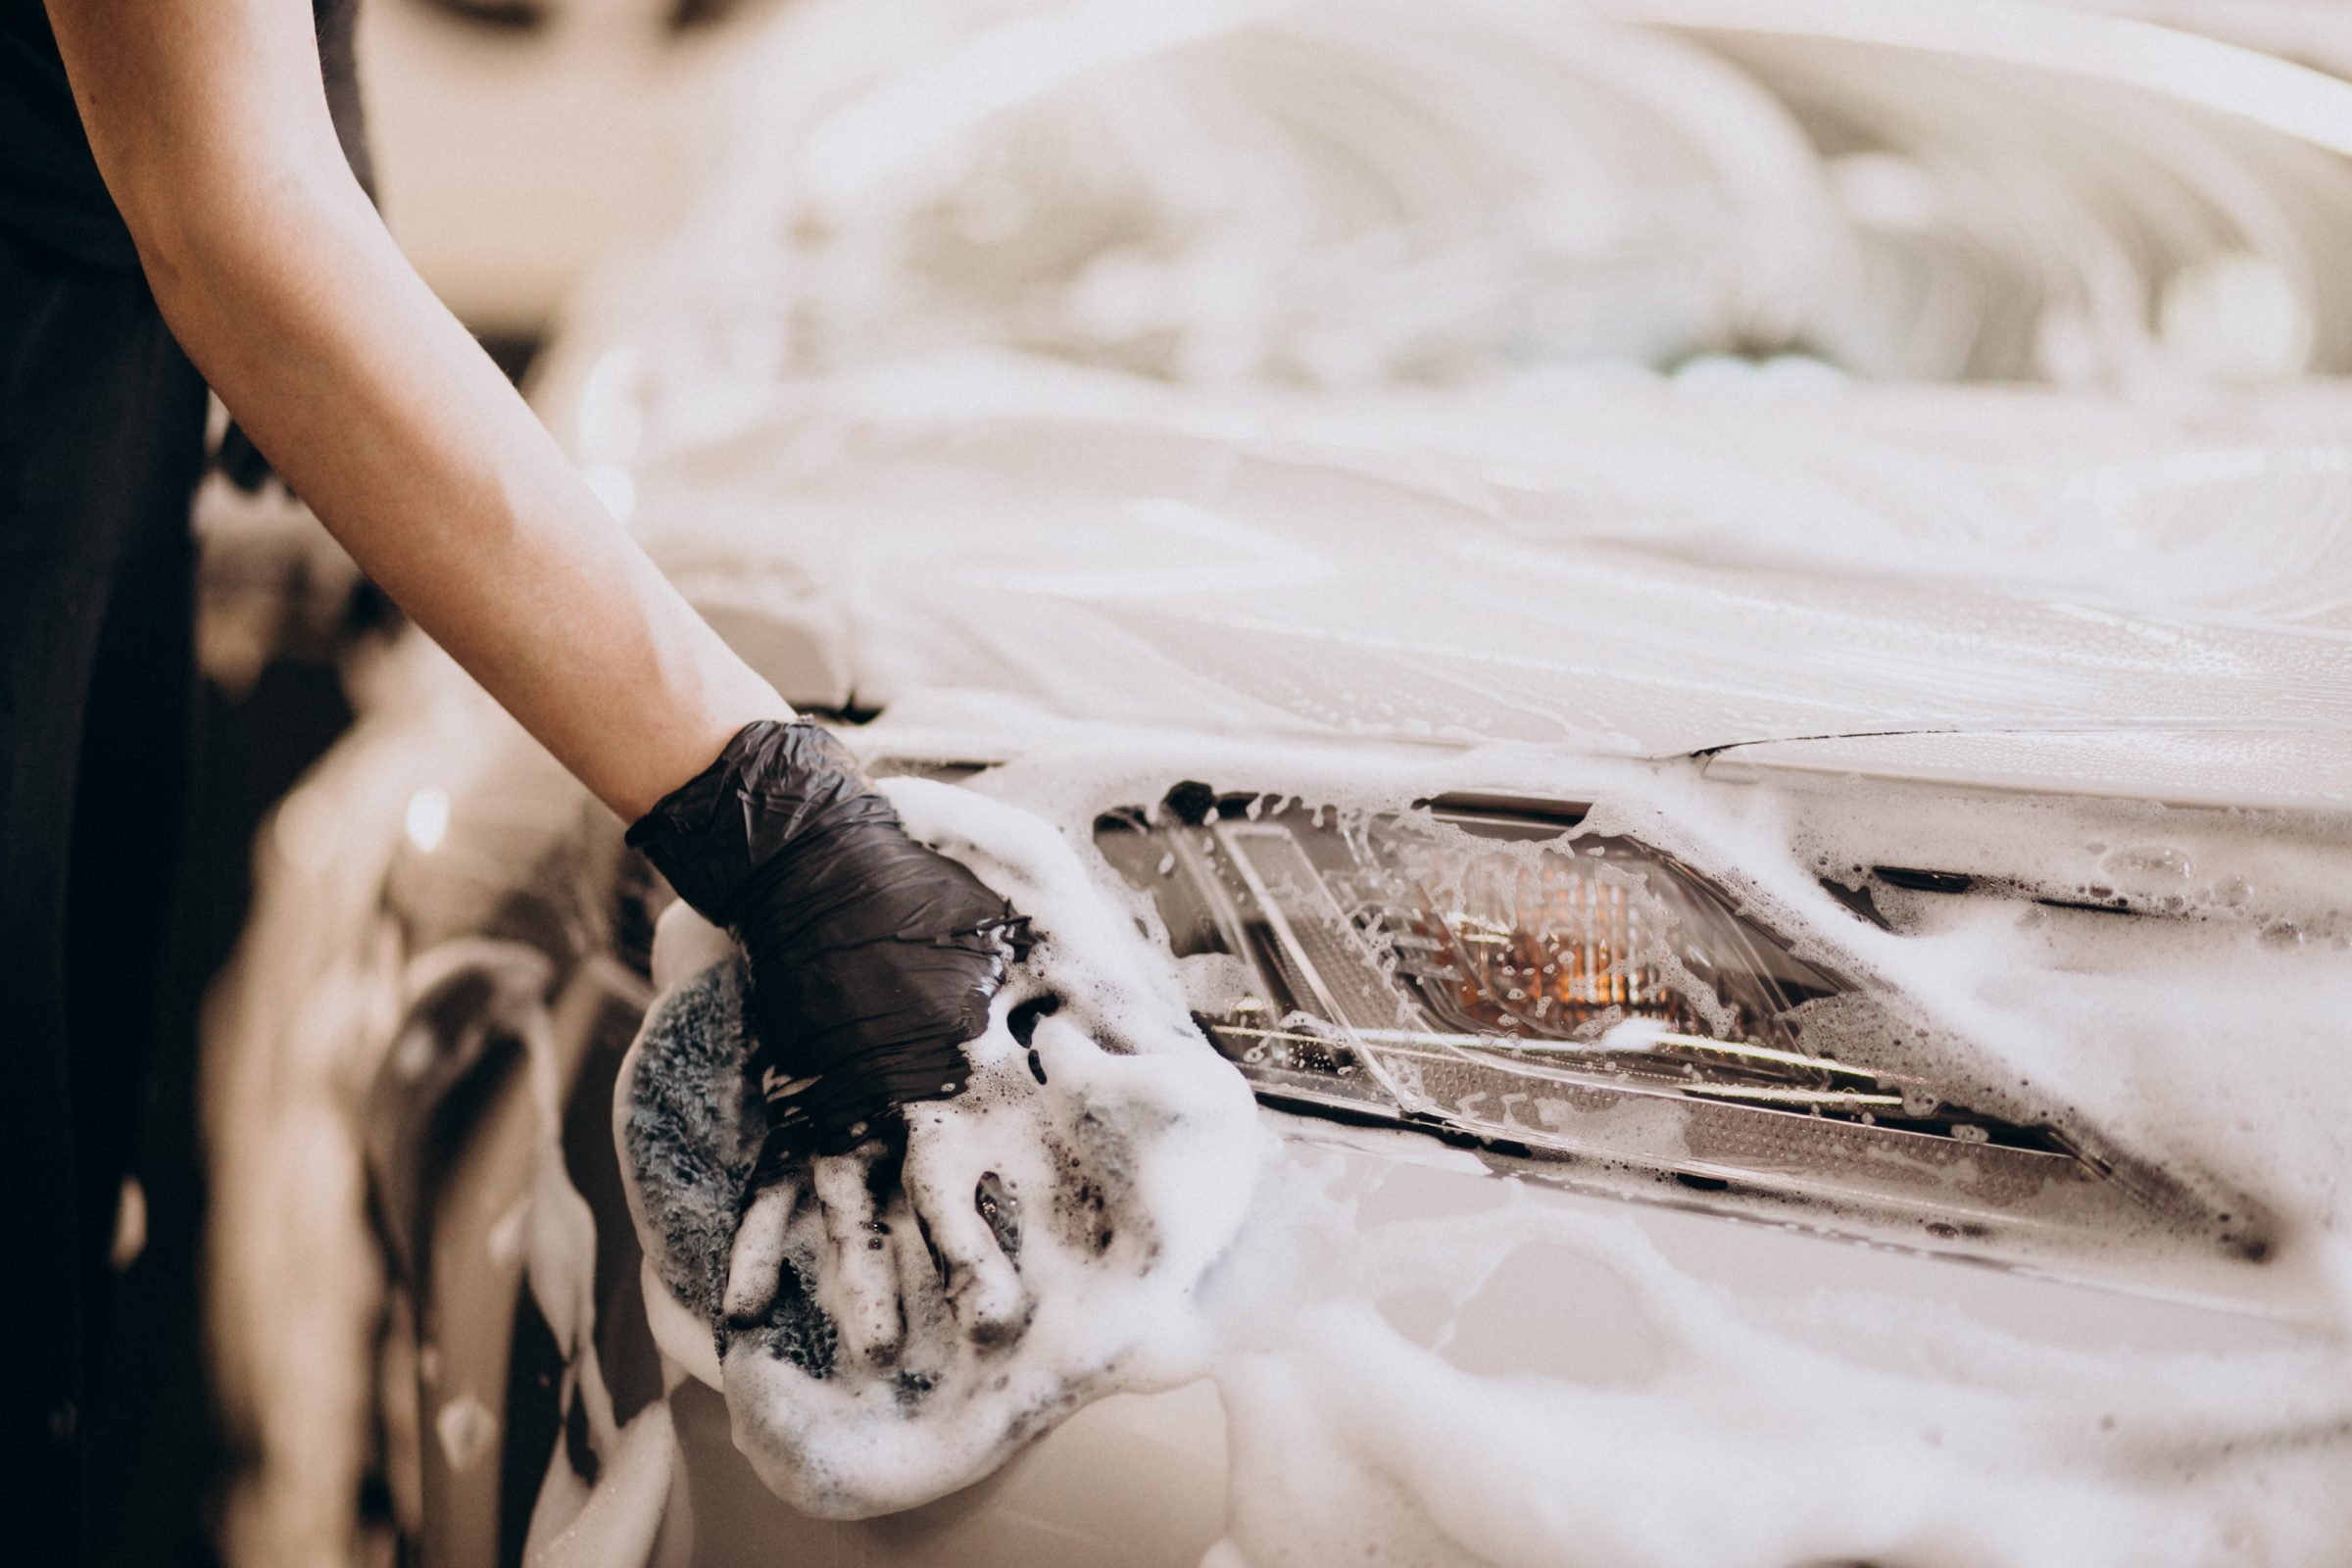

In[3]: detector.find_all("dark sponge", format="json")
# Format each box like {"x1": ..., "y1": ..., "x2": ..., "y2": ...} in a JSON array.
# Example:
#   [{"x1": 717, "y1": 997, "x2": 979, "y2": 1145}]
[
  {"x1": 619, "y1": 959, "x2": 839, "y2": 1378},
  {"x1": 619, "y1": 960, "x2": 764, "y2": 1324}
]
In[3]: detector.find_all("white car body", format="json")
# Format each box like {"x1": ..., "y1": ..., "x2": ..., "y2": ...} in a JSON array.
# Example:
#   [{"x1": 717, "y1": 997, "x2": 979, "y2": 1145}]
[
  {"x1": 209, "y1": 4, "x2": 2352, "y2": 1564},
  {"x1": 205, "y1": 365, "x2": 2352, "y2": 1567}
]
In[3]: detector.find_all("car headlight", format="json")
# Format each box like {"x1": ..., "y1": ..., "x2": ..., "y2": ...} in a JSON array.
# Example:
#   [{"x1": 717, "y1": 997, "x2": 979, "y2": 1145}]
[{"x1": 1096, "y1": 786, "x2": 2247, "y2": 1256}]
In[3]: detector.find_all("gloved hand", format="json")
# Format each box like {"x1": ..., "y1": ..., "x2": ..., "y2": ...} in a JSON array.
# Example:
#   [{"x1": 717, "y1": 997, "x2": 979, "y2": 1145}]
[{"x1": 626, "y1": 720, "x2": 1025, "y2": 1173}]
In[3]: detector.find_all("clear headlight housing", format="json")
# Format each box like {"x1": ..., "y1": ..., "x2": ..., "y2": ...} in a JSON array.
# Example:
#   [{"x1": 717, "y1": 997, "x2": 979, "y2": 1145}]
[{"x1": 1096, "y1": 789, "x2": 2238, "y2": 1253}]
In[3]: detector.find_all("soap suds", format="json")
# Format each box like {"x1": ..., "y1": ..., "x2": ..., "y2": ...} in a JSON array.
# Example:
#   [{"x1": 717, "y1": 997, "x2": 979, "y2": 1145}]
[{"x1": 1199, "y1": 1137, "x2": 2352, "y2": 1568}]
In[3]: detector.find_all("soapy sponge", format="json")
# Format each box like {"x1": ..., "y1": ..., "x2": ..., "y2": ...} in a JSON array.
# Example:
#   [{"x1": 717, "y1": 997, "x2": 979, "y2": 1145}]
[{"x1": 614, "y1": 778, "x2": 1267, "y2": 1517}]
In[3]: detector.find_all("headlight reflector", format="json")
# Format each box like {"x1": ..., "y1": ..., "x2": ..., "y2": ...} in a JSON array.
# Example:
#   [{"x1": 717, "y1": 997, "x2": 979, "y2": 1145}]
[{"x1": 1097, "y1": 789, "x2": 2233, "y2": 1253}]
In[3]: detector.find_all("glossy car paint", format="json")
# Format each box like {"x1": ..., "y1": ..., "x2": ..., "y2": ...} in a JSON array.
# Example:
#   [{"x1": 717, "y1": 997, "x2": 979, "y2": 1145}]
[{"x1": 274, "y1": 387, "x2": 2349, "y2": 1563}]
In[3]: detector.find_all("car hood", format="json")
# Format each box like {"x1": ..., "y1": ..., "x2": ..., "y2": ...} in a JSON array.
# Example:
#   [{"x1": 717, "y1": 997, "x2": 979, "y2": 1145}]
[{"x1": 610, "y1": 357, "x2": 2352, "y2": 802}]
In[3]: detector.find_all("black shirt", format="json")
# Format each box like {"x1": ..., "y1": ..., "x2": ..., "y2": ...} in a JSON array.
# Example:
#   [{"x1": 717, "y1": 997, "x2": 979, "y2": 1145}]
[{"x1": 0, "y1": 0, "x2": 369, "y2": 270}]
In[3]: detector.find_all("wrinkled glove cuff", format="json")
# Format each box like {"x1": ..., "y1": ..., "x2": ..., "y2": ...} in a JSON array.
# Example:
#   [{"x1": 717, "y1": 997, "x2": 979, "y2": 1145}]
[
  {"x1": 627, "y1": 720, "x2": 1023, "y2": 1165},
  {"x1": 623, "y1": 719, "x2": 872, "y2": 925}
]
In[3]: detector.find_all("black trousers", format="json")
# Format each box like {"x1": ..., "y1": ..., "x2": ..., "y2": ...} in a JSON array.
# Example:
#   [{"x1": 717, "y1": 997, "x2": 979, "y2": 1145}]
[{"x1": 1, "y1": 226, "x2": 210, "y2": 1564}]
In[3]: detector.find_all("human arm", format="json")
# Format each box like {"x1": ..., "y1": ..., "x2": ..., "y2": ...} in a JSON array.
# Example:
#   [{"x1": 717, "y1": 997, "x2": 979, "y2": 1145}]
[
  {"x1": 49, "y1": 1, "x2": 1023, "y2": 1169},
  {"x1": 44, "y1": 0, "x2": 782, "y2": 818}
]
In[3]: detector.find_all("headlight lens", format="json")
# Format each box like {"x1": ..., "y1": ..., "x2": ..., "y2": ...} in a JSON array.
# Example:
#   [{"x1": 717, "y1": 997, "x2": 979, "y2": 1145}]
[{"x1": 1097, "y1": 789, "x2": 2230, "y2": 1251}]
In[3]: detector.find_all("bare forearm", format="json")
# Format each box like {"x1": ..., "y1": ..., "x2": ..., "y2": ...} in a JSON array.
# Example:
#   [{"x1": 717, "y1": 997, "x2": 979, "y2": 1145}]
[
  {"x1": 46, "y1": 0, "x2": 786, "y2": 816},
  {"x1": 138, "y1": 175, "x2": 786, "y2": 816}
]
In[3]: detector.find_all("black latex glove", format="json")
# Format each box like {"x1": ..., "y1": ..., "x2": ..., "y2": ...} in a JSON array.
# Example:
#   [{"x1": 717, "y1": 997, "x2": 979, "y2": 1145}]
[{"x1": 626, "y1": 720, "x2": 1024, "y2": 1171}]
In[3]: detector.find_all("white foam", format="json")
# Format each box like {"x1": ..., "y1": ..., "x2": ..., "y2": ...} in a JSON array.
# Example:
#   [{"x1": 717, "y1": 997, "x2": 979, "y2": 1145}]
[
  {"x1": 1200, "y1": 1150, "x2": 2352, "y2": 1568},
  {"x1": 536, "y1": 0, "x2": 2352, "y2": 431}
]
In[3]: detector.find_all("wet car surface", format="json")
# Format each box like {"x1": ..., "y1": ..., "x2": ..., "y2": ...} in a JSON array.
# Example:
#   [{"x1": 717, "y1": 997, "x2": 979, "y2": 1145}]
[{"x1": 206, "y1": 4, "x2": 2352, "y2": 1563}]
